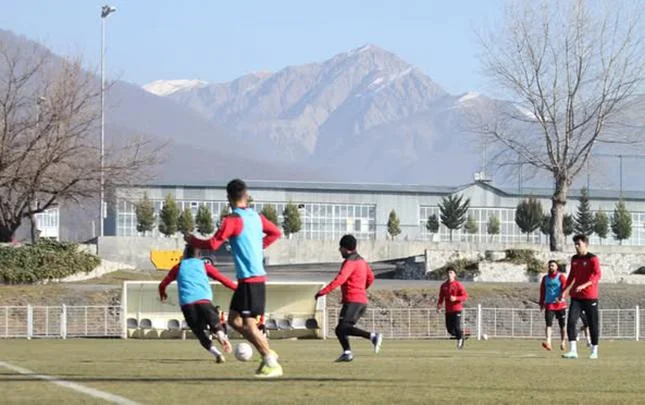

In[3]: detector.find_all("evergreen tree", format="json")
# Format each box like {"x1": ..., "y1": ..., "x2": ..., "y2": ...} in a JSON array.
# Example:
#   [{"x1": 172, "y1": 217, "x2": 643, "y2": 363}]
[
  {"x1": 282, "y1": 201, "x2": 302, "y2": 239},
  {"x1": 261, "y1": 204, "x2": 279, "y2": 226},
  {"x1": 464, "y1": 214, "x2": 478, "y2": 234},
  {"x1": 158, "y1": 194, "x2": 179, "y2": 237},
  {"x1": 387, "y1": 210, "x2": 402, "y2": 239},
  {"x1": 515, "y1": 197, "x2": 543, "y2": 241},
  {"x1": 487, "y1": 215, "x2": 500, "y2": 241},
  {"x1": 217, "y1": 206, "x2": 229, "y2": 228},
  {"x1": 135, "y1": 192, "x2": 155, "y2": 235},
  {"x1": 426, "y1": 214, "x2": 440, "y2": 234},
  {"x1": 438, "y1": 194, "x2": 470, "y2": 242},
  {"x1": 611, "y1": 200, "x2": 632, "y2": 245},
  {"x1": 177, "y1": 208, "x2": 194, "y2": 234},
  {"x1": 540, "y1": 214, "x2": 552, "y2": 245},
  {"x1": 594, "y1": 210, "x2": 609, "y2": 244},
  {"x1": 195, "y1": 205, "x2": 214, "y2": 235},
  {"x1": 574, "y1": 188, "x2": 594, "y2": 235},
  {"x1": 563, "y1": 214, "x2": 575, "y2": 236}
]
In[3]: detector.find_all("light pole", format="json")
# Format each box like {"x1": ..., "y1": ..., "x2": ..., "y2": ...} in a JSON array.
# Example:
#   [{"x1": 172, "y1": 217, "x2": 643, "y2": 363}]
[{"x1": 100, "y1": 5, "x2": 116, "y2": 238}]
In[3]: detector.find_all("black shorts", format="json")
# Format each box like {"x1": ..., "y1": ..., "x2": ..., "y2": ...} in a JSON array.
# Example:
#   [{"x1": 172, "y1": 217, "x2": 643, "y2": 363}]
[
  {"x1": 181, "y1": 302, "x2": 221, "y2": 334},
  {"x1": 544, "y1": 308, "x2": 566, "y2": 328},
  {"x1": 230, "y1": 281, "x2": 265, "y2": 318},
  {"x1": 338, "y1": 302, "x2": 367, "y2": 325}
]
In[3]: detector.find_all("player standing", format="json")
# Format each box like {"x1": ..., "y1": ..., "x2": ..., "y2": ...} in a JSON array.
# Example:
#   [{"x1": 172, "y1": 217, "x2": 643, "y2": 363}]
[
  {"x1": 158, "y1": 245, "x2": 237, "y2": 363},
  {"x1": 315, "y1": 234, "x2": 383, "y2": 362},
  {"x1": 185, "y1": 179, "x2": 283, "y2": 377},
  {"x1": 437, "y1": 266, "x2": 468, "y2": 350},
  {"x1": 539, "y1": 260, "x2": 568, "y2": 351},
  {"x1": 560, "y1": 234, "x2": 601, "y2": 359}
]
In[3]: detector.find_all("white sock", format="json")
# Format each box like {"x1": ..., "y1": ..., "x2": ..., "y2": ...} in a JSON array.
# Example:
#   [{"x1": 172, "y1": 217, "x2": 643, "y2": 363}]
[
  {"x1": 370, "y1": 332, "x2": 375, "y2": 340},
  {"x1": 546, "y1": 338, "x2": 552, "y2": 345},
  {"x1": 569, "y1": 341, "x2": 577, "y2": 353},
  {"x1": 343, "y1": 350, "x2": 352, "y2": 355},
  {"x1": 264, "y1": 353, "x2": 278, "y2": 367},
  {"x1": 592, "y1": 345, "x2": 598, "y2": 354},
  {"x1": 209, "y1": 346, "x2": 222, "y2": 356}
]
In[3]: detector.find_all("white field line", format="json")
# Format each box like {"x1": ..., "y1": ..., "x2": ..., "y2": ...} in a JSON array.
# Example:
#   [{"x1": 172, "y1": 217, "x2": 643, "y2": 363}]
[{"x1": 0, "y1": 361, "x2": 142, "y2": 405}]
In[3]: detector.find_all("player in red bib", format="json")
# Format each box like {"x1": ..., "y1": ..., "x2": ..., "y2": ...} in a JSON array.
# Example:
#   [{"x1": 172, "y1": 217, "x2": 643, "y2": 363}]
[
  {"x1": 539, "y1": 260, "x2": 568, "y2": 351},
  {"x1": 561, "y1": 234, "x2": 601, "y2": 360},
  {"x1": 437, "y1": 266, "x2": 468, "y2": 350},
  {"x1": 315, "y1": 234, "x2": 382, "y2": 362}
]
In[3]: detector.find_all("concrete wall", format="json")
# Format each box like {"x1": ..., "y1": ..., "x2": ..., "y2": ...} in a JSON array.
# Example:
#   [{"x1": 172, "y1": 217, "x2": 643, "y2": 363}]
[{"x1": 97, "y1": 236, "x2": 645, "y2": 285}]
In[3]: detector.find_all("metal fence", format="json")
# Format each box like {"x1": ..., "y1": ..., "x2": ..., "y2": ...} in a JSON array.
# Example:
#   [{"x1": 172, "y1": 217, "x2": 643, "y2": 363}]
[
  {"x1": 0, "y1": 304, "x2": 642, "y2": 341},
  {"x1": 326, "y1": 306, "x2": 643, "y2": 341},
  {"x1": 0, "y1": 305, "x2": 122, "y2": 339}
]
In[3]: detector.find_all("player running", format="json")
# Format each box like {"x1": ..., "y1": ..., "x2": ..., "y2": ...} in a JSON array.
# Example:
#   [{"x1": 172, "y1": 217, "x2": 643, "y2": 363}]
[
  {"x1": 437, "y1": 266, "x2": 468, "y2": 350},
  {"x1": 539, "y1": 260, "x2": 567, "y2": 351},
  {"x1": 185, "y1": 178, "x2": 283, "y2": 377},
  {"x1": 315, "y1": 234, "x2": 382, "y2": 362},
  {"x1": 560, "y1": 234, "x2": 602, "y2": 360},
  {"x1": 158, "y1": 245, "x2": 237, "y2": 363}
]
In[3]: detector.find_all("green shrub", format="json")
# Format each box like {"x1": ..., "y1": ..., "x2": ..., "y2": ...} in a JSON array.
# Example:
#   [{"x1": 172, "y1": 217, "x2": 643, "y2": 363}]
[
  {"x1": 0, "y1": 241, "x2": 100, "y2": 284},
  {"x1": 429, "y1": 258, "x2": 480, "y2": 280},
  {"x1": 504, "y1": 249, "x2": 544, "y2": 275}
]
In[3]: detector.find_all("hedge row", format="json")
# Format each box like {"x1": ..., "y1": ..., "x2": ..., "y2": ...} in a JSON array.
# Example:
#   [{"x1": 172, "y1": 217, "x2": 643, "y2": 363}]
[{"x1": 0, "y1": 240, "x2": 100, "y2": 284}]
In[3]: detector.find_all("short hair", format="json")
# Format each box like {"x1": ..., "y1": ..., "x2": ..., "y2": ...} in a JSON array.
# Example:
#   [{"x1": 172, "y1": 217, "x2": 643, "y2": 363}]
[
  {"x1": 446, "y1": 266, "x2": 457, "y2": 273},
  {"x1": 226, "y1": 179, "x2": 247, "y2": 202},
  {"x1": 572, "y1": 234, "x2": 588, "y2": 244},
  {"x1": 183, "y1": 244, "x2": 197, "y2": 258},
  {"x1": 547, "y1": 259, "x2": 559, "y2": 268},
  {"x1": 339, "y1": 234, "x2": 357, "y2": 251}
]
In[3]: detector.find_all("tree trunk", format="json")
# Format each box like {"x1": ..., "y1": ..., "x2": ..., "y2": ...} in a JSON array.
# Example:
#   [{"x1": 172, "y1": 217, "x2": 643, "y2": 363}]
[
  {"x1": 0, "y1": 224, "x2": 16, "y2": 243},
  {"x1": 30, "y1": 214, "x2": 39, "y2": 244},
  {"x1": 449, "y1": 229, "x2": 453, "y2": 242},
  {"x1": 550, "y1": 177, "x2": 569, "y2": 252}
]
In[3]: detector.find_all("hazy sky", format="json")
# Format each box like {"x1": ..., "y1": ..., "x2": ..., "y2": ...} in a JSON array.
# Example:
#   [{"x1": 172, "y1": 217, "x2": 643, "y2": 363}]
[{"x1": 0, "y1": 0, "x2": 501, "y2": 94}]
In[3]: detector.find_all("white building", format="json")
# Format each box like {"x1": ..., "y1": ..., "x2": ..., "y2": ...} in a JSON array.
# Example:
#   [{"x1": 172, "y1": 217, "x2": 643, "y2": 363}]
[{"x1": 106, "y1": 180, "x2": 645, "y2": 246}]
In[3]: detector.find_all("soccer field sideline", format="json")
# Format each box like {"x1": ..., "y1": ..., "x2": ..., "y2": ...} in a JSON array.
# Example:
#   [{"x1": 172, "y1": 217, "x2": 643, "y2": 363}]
[{"x1": 1, "y1": 339, "x2": 644, "y2": 405}]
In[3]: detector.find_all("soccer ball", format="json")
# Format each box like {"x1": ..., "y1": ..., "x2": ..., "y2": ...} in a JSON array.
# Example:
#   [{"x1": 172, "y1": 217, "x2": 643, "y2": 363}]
[
  {"x1": 482, "y1": 333, "x2": 488, "y2": 341},
  {"x1": 234, "y1": 342, "x2": 253, "y2": 361}
]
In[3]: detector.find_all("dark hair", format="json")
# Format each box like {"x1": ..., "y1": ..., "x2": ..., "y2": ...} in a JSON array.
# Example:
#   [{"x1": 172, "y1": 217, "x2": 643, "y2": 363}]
[
  {"x1": 183, "y1": 244, "x2": 197, "y2": 259},
  {"x1": 572, "y1": 234, "x2": 588, "y2": 244},
  {"x1": 446, "y1": 266, "x2": 457, "y2": 273},
  {"x1": 339, "y1": 234, "x2": 357, "y2": 251},
  {"x1": 547, "y1": 259, "x2": 558, "y2": 268},
  {"x1": 226, "y1": 179, "x2": 247, "y2": 202}
]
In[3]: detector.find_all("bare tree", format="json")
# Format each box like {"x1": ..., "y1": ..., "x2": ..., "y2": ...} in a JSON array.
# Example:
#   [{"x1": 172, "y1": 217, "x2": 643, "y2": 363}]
[
  {"x1": 475, "y1": 0, "x2": 645, "y2": 251},
  {"x1": 0, "y1": 41, "x2": 161, "y2": 242}
]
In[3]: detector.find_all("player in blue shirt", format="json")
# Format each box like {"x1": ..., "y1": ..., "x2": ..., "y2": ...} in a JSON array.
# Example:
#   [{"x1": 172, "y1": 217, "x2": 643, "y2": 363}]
[{"x1": 159, "y1": 245, "x2": 237, "y2": 363}]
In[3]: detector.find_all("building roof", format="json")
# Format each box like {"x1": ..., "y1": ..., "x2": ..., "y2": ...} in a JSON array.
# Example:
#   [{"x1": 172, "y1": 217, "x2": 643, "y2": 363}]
[{"x1": 118, "y1": 180, "x2": 645, "y2": 201}]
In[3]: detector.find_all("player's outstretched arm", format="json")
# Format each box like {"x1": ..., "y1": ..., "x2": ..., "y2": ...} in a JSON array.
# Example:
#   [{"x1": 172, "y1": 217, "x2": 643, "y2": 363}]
[
  {"x1": 186, "y1": 216, "x2": 242, "y2": 251},
  {"x1": 204, "y1": 263, "x2": 237, "y2": 290},
  {"x1": 158, "y1": 264, "x2": 179, "y2": 301},
  {"x1": 316, "y1": 261, "x2": 354, "y2": 298}
]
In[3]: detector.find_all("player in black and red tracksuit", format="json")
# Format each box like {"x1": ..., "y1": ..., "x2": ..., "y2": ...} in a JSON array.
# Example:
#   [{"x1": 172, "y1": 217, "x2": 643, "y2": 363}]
[
  {"x1": 437, "y1": 266, "x2": 468, "y2": 350},
  {"x1": 560, "y1": 234, "x2": 601, "y2": 359},
  {"x1": 315, "y1": 234, "x2": 383, "y2": 362}
]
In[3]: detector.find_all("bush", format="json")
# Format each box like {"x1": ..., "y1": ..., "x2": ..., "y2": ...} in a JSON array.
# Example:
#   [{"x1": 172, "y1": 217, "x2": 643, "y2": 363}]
[
  {"x1": 429, "y1": 258, "x2": 480, "y2": 281},
  {"x1": 0, "y1": 241, "x2": 100, "y2": 284},
  {"x1": 632, "y1": 267, "x2": 645, "y2": 275},
  {"x1": 504, "y1": 249, "x2": 544, "y2": 275}
]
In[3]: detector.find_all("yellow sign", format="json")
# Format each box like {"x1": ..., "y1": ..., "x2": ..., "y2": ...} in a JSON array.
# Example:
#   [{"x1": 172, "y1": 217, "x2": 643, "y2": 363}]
[{"x1": 150, "y1": 249, "x2": 183, "y2": 271}]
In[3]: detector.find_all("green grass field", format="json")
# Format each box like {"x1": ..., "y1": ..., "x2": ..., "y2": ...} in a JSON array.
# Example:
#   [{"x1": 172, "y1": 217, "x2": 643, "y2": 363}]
[{"x1": 0, "y1": 338, "x2": 644, "y2": 405}]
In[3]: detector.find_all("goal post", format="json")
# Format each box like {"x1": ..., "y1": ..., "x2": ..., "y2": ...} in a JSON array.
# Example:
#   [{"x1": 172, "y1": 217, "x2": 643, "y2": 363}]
[{"x1": 122, "y1": 280, "x2": 327, "y2": 339}]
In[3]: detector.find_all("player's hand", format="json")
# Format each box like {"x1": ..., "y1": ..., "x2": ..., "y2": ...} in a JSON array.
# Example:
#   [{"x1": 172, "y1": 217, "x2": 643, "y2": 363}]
[
  {"x1": 159, "y1": 292, "x2": 167, "y2": 302},
  {"x1": 575, "y1": 285, "x2": 586, "y2": 293},
  {"x1": 449, "y1": 295, "x2": 457, "y2": 302},
  {"x1": 436, "y1": 306, "x2": 442, "y2": 313},
  {"x1": 314, "y1": 292, "x2": 322, "y2": 300},
  {"x1": 539, "y1": 305, "x2": 544, "y2": 312}
]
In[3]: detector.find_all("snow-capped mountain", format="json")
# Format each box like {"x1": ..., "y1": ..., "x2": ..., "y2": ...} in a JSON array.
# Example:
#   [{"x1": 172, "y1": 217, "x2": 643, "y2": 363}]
[{"x1": 143, "y1": 79, "x2": 208, "y2": 96}]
